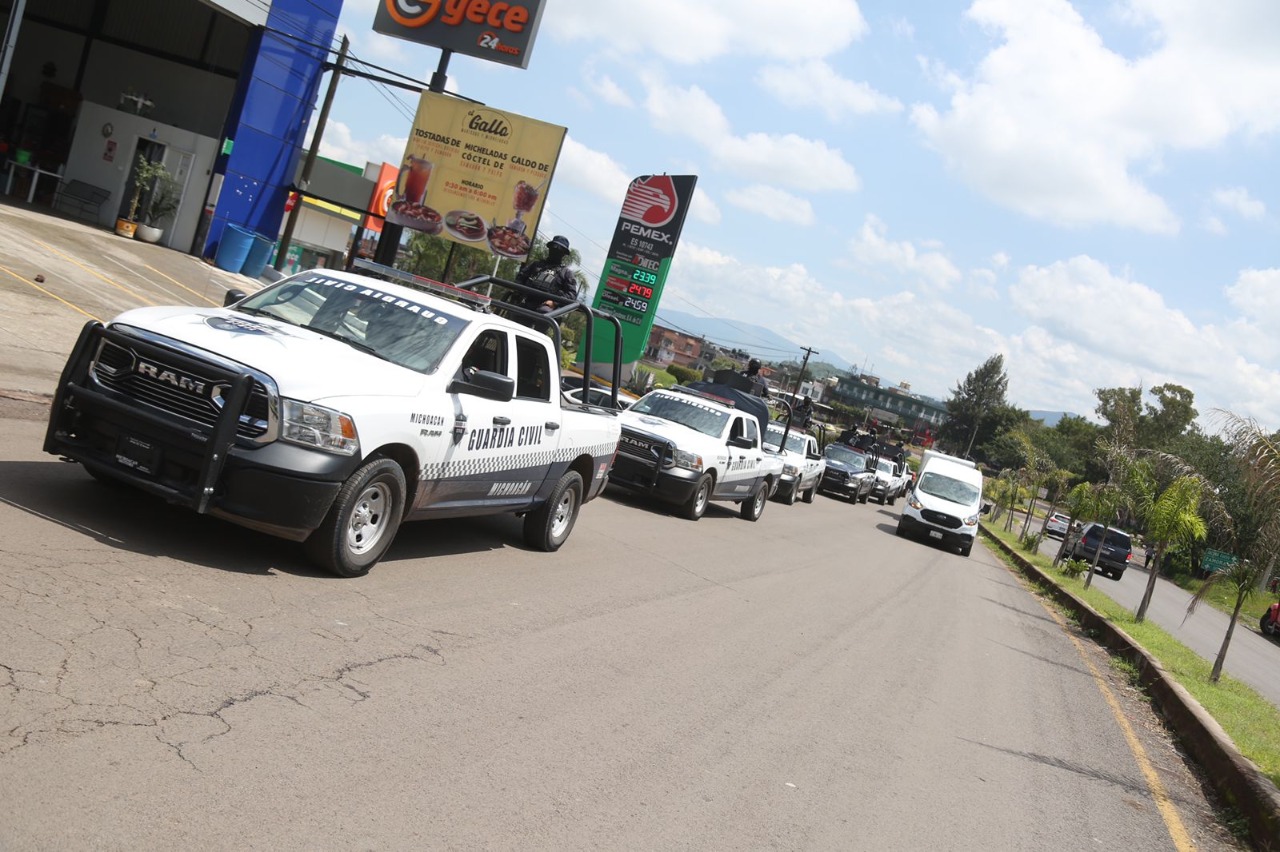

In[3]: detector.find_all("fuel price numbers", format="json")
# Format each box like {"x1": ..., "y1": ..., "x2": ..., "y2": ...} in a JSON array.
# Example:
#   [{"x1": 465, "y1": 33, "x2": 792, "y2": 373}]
[{"x1": 599, "y1": 259, "x2": 660, "y2": 321}]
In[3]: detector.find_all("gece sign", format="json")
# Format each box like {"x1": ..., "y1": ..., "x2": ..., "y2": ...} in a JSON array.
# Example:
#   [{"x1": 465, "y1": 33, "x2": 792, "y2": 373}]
[{"x1": 373, "y1": 0, "x2": 547, "y2": 70}]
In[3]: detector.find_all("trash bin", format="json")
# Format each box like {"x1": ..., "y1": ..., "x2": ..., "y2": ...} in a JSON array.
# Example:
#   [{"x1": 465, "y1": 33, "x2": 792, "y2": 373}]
[
  {"x1": 214, "y1": 224, "x2": 255, "y2": 273},
  {"x1": 240, "y1": 232, "x2": 276, "y2": 279}
]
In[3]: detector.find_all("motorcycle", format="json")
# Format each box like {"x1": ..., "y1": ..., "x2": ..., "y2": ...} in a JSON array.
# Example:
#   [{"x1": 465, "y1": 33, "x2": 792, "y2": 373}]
[{"x1": 1262, "y1": 577, "x2": 1280, "y2": 640}]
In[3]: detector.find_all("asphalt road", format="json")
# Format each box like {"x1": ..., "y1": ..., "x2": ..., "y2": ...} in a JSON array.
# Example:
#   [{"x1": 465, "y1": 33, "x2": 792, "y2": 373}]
[
  {"x1": 1035, "y1": 532, "x2": 1280, "y2": 709},
  {"x1": 0, "y1": 405, "x2": 1242, "y2": 850}
]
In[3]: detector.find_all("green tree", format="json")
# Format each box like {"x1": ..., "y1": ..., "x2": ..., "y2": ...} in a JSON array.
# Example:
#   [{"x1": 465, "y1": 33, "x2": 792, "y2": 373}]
[
  {"x1": 1188, "y1": 413, "x2": 1280, "y2": 681},
  {"x1": 1140, "y1": 383, "x2": 1197, "y2": 449},
  {"x1": 1134, "y1": 475, "x2": 1208, "y2": 621},
  {"x1": 938, "y1": 354, "x2": 1011, "y2": 458}
]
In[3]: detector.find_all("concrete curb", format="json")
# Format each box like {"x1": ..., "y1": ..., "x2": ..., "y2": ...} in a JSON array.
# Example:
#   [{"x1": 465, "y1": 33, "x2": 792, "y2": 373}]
[{"x1": 980, "y1": 525, "x2": 1280, "y2": 848}]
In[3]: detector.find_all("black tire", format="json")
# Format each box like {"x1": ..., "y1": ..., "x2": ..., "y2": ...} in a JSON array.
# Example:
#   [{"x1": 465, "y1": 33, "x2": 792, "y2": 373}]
[
  {"x1": 959, "y1": 542, "x2": 972, "y2": 557},
  {"x1": 1261, "y1": 613, "x2": 1277, "y2": 636},
  {"x1": 858, "y1": 490, "x2": 869, "y2": 504},
  {"x1": 682, "y1": 474, "x2": 713, "y2": 521},
  {"x1": 740, "y1": 481, "x2": 767, "y2": 521},
  {"x1": 895, "y1": 521, "x2": 907, "y2": 538},
  {"x1": 801, "y1": 484, "x2": 816, "y2": 504},
  {"x1": 523, "y1": 470, "x2": 582, "y2": 551},
  {"x1": 887, "y1": 494, "x2": 896, "y2": 506},
  {"x1": 783, "y1": 483, "x2": 797, "y2": 505},
  {"x1": 304, "y1": 458, "x2": 406, "y2": 578}
]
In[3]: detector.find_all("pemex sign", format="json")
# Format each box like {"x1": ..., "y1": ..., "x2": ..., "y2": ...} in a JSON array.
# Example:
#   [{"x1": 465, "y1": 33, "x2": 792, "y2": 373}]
[
  {"x1": 373, "y1": 0, "x2": 548, "y2": 69},
  {"x1": 588, "y1": 175, "x2": 697, "y2": 365}
]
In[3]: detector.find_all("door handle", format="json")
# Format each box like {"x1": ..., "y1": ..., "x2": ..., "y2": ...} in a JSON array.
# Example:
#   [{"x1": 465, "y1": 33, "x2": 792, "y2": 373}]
[
  {"x1": 545, "y1": 421, "x2": 560, "y2": 431},
  {"x1": 493, "y1": 416, "x2": 511, "y2": 426}
]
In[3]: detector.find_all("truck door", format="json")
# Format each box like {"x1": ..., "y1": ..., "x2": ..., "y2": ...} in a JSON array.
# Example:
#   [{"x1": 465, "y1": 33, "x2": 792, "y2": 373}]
[{"x1": 717, "y1": 414, "x2": 762, "y2": 499}]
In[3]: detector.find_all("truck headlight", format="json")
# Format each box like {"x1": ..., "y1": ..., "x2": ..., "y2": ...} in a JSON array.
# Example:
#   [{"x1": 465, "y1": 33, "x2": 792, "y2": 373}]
[
  {"x1": 281, "y1": 399, "x2": 359, "y2": 455},
  {"x1": 908, "y1": 494, "x2": 924, "y2": 510},
  {"x1": 782, "y1": 463, "x2": 799, "y2": 477},
  {"x1": 964, "y1": 512, "x2": 980, "y2": 526},
  {"x1": 672, "y1": 449, "x2": 703, "y2": 472}
]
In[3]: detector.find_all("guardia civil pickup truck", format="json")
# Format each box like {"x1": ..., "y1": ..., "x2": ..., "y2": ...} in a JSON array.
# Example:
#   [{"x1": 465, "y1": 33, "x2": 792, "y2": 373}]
[
  {"x1": 609, "y1": 385, "x2": 783, "y2": 521},
  {"x1": 43, "y1": 261, "x2": 623, "y2": 577}
]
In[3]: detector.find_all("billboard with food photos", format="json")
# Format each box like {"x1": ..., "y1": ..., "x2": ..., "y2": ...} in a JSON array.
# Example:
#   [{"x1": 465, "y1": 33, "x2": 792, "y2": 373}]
[
  {"x1": 373, "y1": 0, "x2": 547, "y2": 70},
  {"x1": 385, "y1": 91, "x2": 566, "y2": 261},
  {"x1": 588, "y1": 175, "x2": 698, "y2": 364}
]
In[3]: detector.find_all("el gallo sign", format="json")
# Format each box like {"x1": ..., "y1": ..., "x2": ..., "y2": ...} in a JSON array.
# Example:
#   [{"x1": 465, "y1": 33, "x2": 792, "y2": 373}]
[{"x1": 373, "y1": 0, "x2": 547, "y2": 69}]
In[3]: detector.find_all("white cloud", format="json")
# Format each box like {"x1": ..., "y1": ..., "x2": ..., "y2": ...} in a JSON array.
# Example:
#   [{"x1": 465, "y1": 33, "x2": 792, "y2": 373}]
[
  {"x1": 1212, "y1": 187, "x2": 1266, "y2": 219},
  {"x1": 1202, "y1": 215, "x2": 1228, "y2": 235},
  {"x1": 911, "y1": 0, "x2": 1280, "y2": 233},
  {"x1": 724, "y1": 185, "x2": 816, "y2": 226},
  {"x1": 642, "y1": 79, "x2": 860, "y2": 192},
  {"x1": 312, "y1": 120, "x2": 406, "y2": 168},
  {"x1": 848, "y1": 215, "x2": 963, "y2": 291},
  {"x1": 555, "y1": 136, "x2": 634, "y2": 205},
  {"x1": 1006, "y1": 256, "x2": 1280, "y2": 425},
  {"x1": 588, "y1": 75, "x2": 634, "y2": 109},
  {"x1": 548, "y1": 0, "x2": 869, "y2": 63},
  {"x1": 690, "y1": 191, "x2": 722, "y2": 226},
  {"x1": 756, "y1": 60, "x2": 903, "y2": 121}
]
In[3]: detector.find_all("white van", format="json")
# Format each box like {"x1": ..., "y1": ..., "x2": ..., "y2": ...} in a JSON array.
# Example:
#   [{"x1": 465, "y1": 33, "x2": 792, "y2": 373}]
[{"x1": 896, "y1": 454, "x2": 986, "y2": 557}]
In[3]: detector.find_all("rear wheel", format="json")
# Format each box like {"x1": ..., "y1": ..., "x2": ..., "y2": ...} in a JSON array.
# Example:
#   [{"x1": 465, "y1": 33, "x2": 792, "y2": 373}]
[
  {"x1": 682, "y1": 474, "x2": 712, "y2": 521},
  {"x1": 523, "y1": 470, "x2": 582, "y2": 551},
  {"x1": 740, "y1": 481, "x2": 767, "y2": 521},
  {"x1": 305, "y1": 458, "x2": 405, "y2": 578}
]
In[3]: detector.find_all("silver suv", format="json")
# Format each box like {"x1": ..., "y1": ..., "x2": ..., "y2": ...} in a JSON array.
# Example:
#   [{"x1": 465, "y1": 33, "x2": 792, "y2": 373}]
[{"x1": 1070, "y1": 523, "x2": 1133, "y2": 580}]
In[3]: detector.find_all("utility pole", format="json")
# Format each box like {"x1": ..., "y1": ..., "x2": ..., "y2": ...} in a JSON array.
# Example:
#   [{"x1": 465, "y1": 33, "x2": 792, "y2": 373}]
[
  {"x1": 275, "y1": 35, "x2": 349, "y2": 271},
  {"x1": 792, "y1": 346, "x2": 819, "y2": 397}
]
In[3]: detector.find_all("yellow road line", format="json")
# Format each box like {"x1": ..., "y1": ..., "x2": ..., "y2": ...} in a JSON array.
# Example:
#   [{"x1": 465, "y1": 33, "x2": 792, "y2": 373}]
[
  {"x1": 0, "y1": 264, "x2": 100, "y2": 321},
  {"x1": 1039, "y1": 600, "x2": 1195, "y2": 850},
  {"x1": 143, "y1": 263, "x2": 220, "y2": 306},
  {"x1": 33, "y1": 239, "x2": 154, "y2": 306}
]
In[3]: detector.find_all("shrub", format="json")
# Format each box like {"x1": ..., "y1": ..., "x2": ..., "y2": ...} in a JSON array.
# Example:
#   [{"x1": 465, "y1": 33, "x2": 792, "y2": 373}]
[
  {"x1": 1060, "y1": 558, "x2": 1089, "y2": 579},
  {"x1": 1021, "y1": 531, "x2": 1044, "y2": 553},
  {"x1": 666, "y1": 364, "x2": 702, "y2": 385}
]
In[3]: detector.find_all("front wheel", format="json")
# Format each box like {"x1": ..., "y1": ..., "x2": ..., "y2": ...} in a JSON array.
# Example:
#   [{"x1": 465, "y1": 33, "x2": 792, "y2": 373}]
[
  {"x1": 524, "y1": 470, "x2": 582, "y2": 551},
  {"x1": 740, "y1": 481, "x2": 767, "y2": 521},
  {"x1": 682, "y1": 474, "x2": 712, "y2": 521},
  {"x1": 887, "y1": 494, "x2": 896, "y2": 506},
  {"x1": 304, "y1": 458, "x2": 406, "y2": 578},
  {"x1": 783, "y1": 483, "x2": 797, "y2": 505},
  {"x1": 1262, "y1": 612, "x2": 1279, "y2": 636},
  {"x1": 801, "y1": 484, "x2": 816, "y2": 504},
  {"x1": 858, "y1": 490, "x2": 869, "y2": 504}
]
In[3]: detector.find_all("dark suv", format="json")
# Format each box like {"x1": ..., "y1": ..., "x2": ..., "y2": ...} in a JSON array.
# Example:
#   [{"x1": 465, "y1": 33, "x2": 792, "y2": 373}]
[{"x1": 1069, "y1": 523, "x2": 1133, "y2": 579}]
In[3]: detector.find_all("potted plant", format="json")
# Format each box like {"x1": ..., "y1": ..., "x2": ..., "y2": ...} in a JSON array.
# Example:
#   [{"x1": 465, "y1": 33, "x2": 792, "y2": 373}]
[
  {"x1": 136, "y1": 175, "x2": 180, "y2": 244},
  {"x1": 115, "y1": 155, "x2": 171, "y2": 239}
]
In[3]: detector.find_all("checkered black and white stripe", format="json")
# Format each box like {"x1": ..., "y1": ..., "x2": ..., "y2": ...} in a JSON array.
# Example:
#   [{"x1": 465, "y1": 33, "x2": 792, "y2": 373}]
[{"x1": 419, "y1": 439, "x2": 617, "y2": 481}]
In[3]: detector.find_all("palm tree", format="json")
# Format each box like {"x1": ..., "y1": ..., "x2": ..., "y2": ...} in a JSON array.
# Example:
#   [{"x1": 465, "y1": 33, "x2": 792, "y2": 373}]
[
  {"x1": 1186, "y1": 413, "x2": 1280, "y2": 680},
  {"x1": 1081, "y1": 483, "x2": 1125, "y2": 591},
  {"x1": 1134, "y1": 475, "x2": 1208, "y2": 621},
  {"x1": 1053, "y1": 482, "x2": 1094, "y2": 567}
]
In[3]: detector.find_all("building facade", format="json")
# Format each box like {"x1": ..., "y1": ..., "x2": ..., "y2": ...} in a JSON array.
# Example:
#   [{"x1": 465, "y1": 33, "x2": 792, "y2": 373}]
[
  {"x1": 0, "y1": 0, "x2": 340, "y2": 258},
  {"x1": 829, "y1": 373, "x2": 948, "y2": 430}
]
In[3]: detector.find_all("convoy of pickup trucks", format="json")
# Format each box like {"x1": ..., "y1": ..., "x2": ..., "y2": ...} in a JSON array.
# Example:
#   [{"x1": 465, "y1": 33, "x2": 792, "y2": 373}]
[{"x1": 42, "y1": 261, "x2": 984, "y2": 575}]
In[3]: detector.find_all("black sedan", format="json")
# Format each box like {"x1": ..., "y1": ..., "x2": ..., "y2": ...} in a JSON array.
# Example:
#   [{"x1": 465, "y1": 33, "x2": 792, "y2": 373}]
[{"x1": 818, "y1": 444, "x2": 875, "y2": 503}]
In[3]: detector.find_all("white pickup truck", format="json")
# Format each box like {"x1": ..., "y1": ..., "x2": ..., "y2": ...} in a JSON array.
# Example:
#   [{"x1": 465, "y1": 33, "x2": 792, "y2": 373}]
[
  {"x1": 608, "y1": 386, "x2": 784, "y2": 521},
  {"x1": 43, "y1": 262, "x2": 623, "y2": 577},
  {"x1": 869, "y1": 455, "x2": 909, "y2": 505},
  {"x1": 764, "y1": 422, "x2": 825, "y2": 505}
]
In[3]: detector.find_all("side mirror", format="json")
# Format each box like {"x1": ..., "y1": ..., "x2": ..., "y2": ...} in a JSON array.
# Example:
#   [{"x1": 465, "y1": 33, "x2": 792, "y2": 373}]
[
  {"x1": 223, "y1": 289, "x2": 247, "y2": 307},
  {"x1": 981, "y1": 502, "x2": 993, "y2": 515},
  {"x1": 728, "y1": 435, "x2": 754, "y2": 450},
  {"x1": 448, "y1": 368, "x2": 515, "y2": 402}
]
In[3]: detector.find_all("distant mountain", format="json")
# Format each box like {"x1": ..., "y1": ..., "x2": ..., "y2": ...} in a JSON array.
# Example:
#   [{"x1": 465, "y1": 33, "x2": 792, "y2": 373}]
[
  {"x1": 653, "y1": 308, "x2": 855, "y2": 371},
  {"x1": 1029, "y1": 410, "x2": 1077, "y2": 427}
]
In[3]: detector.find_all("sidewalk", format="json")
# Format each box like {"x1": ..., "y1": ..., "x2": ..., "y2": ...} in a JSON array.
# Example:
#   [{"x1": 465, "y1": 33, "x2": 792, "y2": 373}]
[{"x1": 0, "y1": 198, "x2": 257, "y2": 398}]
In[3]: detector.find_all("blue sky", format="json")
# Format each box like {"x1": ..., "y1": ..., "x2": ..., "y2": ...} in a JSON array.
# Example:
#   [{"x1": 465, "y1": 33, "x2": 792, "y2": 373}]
[{"x1": 314, "y1": 0, "x2": 1280, "y2": 427}]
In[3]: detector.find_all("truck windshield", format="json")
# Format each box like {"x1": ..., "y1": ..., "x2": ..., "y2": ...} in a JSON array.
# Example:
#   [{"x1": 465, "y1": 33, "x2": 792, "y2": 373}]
[
  {"x1": 917, "y1": 471, "x2": 981, "y2": 506},
  {"x1": 876, "y1": 459, "x2": 895, "y2": 475},
  {"x1": 630, "y1": 394, "x2": 729, "y2": 437},
  {"x1": 236, "y1": 273, "x2": 469, "y2": 374},
  {"x1": 765, "y1": 428, "x2": 808, "y2": 454},
  {"x1": 825, "y1": 445, "x2": 869, "y2": 467}
]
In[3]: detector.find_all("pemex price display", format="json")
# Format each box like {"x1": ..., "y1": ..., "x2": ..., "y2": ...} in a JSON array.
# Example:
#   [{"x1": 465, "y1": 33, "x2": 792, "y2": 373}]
[{"x1": 597, "y1": 259, "x2": 659, "y2": 325}]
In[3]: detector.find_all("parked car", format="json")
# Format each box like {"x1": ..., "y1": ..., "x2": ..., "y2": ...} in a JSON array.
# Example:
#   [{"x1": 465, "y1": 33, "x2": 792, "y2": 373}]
[
  {"x1": 1069, "y1": 523, "x2": 1133, "y2": 579},
  {"x1": 818, "y1": 443, "x2": 875, "y2": 503},
  {"x1": 1045, "y1": 512, "x2": 1072, "y2": 539}
]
